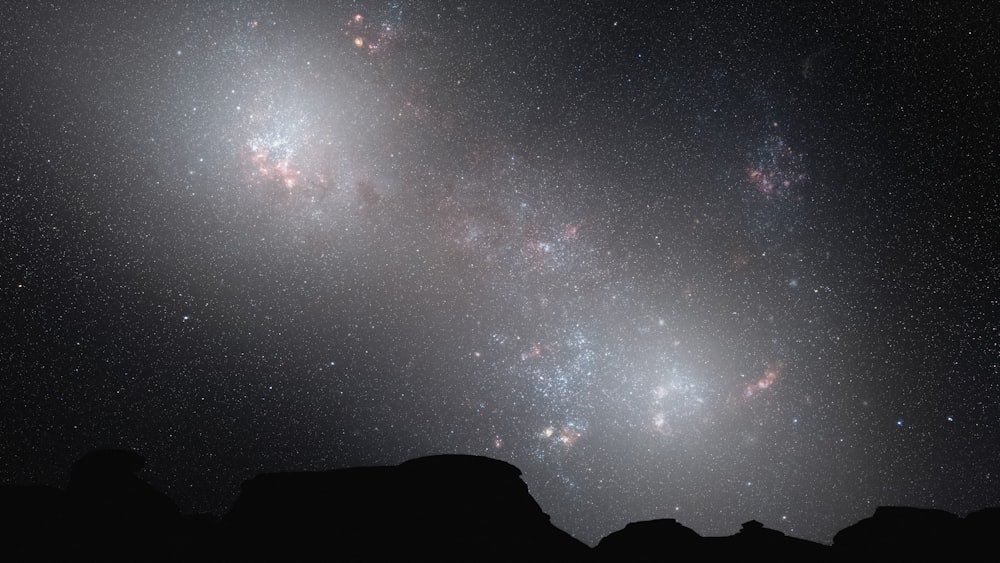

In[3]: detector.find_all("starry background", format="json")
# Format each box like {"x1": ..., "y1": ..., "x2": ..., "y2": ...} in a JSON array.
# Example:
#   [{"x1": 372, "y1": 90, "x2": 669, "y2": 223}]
[{"x1": 2, "y1": 1, "x2": 998, "y2": 545}]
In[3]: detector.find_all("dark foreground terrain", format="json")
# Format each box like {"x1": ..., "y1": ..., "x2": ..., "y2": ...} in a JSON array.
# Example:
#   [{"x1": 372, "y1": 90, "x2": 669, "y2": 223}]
[{"x1": 1, "y1": 450, "x2": 996, "y2": 561}]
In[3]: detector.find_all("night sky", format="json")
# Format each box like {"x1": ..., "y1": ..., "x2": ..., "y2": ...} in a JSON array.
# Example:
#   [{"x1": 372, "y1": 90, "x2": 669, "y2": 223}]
[{"x1": 2, "y1": 1, "x2": 998, "y2": 545}]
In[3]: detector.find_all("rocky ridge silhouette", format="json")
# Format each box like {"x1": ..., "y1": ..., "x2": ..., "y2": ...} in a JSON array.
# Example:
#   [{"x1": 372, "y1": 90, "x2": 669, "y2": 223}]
[{"x1": 1, "y1": 450, "x2": 996, "y2": 561}]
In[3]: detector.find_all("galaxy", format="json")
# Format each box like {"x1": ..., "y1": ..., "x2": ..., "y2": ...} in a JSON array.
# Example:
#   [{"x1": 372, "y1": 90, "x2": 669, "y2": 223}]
[{"x1": 3, "y1": 2, "x2": 998, "y2": 545}]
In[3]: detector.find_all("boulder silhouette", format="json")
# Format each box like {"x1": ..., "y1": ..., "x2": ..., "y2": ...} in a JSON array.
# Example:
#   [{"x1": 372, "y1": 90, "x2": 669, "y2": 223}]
[
  {"x1": 222, "y1": 454, "x2": 590, "y2": 561},
  {"x1": 705, "y1": 519, "x2": 832, "y2": 560}
]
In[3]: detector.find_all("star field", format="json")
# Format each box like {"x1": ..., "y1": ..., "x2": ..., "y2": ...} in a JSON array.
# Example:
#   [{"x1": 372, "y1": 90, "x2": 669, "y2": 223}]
[{"x1": 2, "y1": 2, "x2": 998, "y2": 545}]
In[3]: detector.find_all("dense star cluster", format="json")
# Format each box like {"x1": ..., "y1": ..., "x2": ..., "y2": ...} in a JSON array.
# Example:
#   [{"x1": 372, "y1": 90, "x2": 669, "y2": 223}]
[{"x1": 2, "y1": 2, "x2": 998, "y2": 545}]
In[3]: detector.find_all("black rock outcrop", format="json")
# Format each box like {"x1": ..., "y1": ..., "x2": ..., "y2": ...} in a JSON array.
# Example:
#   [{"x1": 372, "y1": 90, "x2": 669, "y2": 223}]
[
  {"x1": 66, "y1": 449, "x2": 184, "y2": 561},
  {"x1": 222, "y1": 453, "x2": 590, "y2": 561}
]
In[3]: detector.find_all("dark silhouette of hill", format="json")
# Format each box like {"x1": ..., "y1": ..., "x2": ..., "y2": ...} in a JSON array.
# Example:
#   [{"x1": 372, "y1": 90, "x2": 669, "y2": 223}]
[
  {"x1": 1, "y1": 450, "x2": 214, "y2": 562},
  {"x1": 832, "y1": 505, "x2": 1000, "y2": 560},
  {"x1": 594, "y1": 518, "x2": 832, "y2": 561},
  {"x1": 594, "y1": 518, "x2": 702, "y2": 560},
  {"x1": 0, "y1": 483, "x2": 69, "y2": 561},
  {"x1": 1, "y1": 449, "x2": 997, "y2": 561}
]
